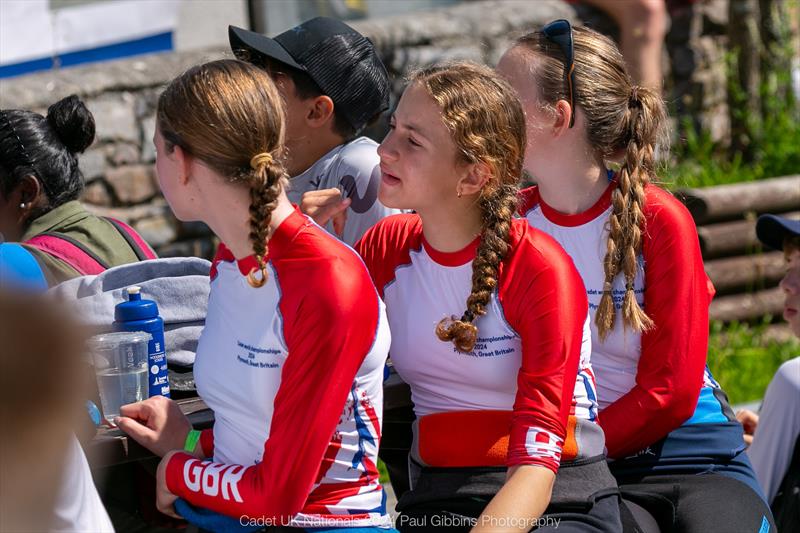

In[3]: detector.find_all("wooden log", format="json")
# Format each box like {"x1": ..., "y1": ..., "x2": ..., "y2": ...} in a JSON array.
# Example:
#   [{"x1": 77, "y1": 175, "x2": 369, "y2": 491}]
[
  {"x1": 676, "y1": 175, "x2": 800, "y2": 225},
  {"x1": 698, "y1": 218, "x2": 758, "y2": 259},
  {"x1": 697, "y1": 210, "x2": 800, "y2": 259},
  {"x1": 705, "y1": 251, "x2": 786, "y2": 294},
  {"x1": 709, "y1": 286, "x2": 784, "y2": 323}
]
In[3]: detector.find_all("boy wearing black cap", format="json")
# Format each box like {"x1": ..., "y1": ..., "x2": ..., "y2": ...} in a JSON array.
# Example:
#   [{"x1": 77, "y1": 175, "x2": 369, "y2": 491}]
[
  {"x1": 229, "y1": 17, "x2": 399, "y2": 245},
  {"x1": 736, "y1": 214, "x2": 799, "y2": 528}
]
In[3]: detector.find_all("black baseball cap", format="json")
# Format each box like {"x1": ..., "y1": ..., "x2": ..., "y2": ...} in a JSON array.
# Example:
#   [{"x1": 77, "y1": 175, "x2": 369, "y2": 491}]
[
  {"x1": 229, "y1": 17, "x2": 390, "y2": 133},
  {"x1": 756, "y1": 214, "x2": 800, "y2": 251}
]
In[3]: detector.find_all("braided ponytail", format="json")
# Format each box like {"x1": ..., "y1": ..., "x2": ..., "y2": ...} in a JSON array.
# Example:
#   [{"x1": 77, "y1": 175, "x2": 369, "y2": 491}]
[
  {"x1": 436, "y1": 183, "x2": 519, "y2": 352},
  {"x1": 513, "y1": 26, "x2": 669, "y2": 340},
  {"x1": 246, "y1": 152, "x2": 286, "y2": 288},
  {"x1": 408, "y1": 62, "x2": 527, "y2": 353},
  {"x1": 596, "y1": 85, "x2": 664, "y2": 338}
]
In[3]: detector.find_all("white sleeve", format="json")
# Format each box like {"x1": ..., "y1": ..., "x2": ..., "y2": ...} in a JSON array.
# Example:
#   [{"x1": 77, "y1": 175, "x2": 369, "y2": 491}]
[
  {"x1": 51, "y1": 435, "x2": 115, "y2": 532},
  {"x1": 331, "y1": 143, "x2": 400, "y2": 246},
  {"x1": 746, "y1": 357, "x2": 800, "y2": 504}
]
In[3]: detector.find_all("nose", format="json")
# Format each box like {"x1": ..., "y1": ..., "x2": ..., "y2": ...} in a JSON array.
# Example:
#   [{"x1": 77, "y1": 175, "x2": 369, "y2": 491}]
[
  {"x1": 378, "y1": 131, "x2": 398, "y2": 163},
  {"x1": 780, "y1": 268, "x2": 799, "y2": 295}
]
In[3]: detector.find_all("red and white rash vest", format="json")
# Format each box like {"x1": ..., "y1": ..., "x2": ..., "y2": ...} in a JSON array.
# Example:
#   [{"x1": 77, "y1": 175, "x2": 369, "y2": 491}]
[
  {"x1": 164, "y1": 209, "x2": 393, "y2": 528},
  {"x1": 521, "y1": 181, "x2": 716, "y2": 458},
  {"x1": 357, "y1": 214, "x2": 606, "y2": 474}
]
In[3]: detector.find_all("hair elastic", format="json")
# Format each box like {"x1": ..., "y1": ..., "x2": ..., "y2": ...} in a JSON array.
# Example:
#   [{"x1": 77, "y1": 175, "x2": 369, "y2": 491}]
[{"x1": 250, "y1": 152, "x2": 273, "y2": 170}]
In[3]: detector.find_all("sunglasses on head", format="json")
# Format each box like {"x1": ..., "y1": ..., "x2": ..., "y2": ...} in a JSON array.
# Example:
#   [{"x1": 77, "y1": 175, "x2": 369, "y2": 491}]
[{"x1": 541, "y1": 19, "x2": 576, "y2": 128}]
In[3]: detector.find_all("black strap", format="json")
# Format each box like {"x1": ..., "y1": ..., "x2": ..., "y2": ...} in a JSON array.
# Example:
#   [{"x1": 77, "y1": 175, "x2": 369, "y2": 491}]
[{"x1": 104, "y1": 217, "x2": 150, "y2": 262}]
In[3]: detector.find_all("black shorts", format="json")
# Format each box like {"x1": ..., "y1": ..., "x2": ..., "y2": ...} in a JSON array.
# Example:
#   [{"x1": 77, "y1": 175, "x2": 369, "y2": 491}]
[{"x1": 395, "y1": 456, "x2": 622, "y2": 532}]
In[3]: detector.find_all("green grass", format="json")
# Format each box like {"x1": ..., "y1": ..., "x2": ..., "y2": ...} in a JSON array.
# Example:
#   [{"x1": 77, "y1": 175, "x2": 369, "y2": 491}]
[
  {"x1": 707, "y1": 319, "x2": 799, "y2": 404},
  {"x1": 378, "y1": 458, "x2": 389, "y2": 485},
  {"x1": 662, "y1": 55, "x2": 800, "y2": 190}
]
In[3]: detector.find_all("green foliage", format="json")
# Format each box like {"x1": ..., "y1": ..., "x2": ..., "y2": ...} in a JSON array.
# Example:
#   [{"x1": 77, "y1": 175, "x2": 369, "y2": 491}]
[
  {"x1": 707, "y1": 319, "x2": 799, "y2": 404},
  {"x1": 663, "y1": 51, "x2": 800, "y2": 190}
]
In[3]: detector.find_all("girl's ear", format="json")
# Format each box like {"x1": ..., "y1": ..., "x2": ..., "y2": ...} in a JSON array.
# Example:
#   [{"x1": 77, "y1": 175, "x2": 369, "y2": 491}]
[
  {"x1": 552, "y1": 99, "x2": 574, "y2": 137},
  {"x1": 457, "y1": 160, "x2": 492, "y2": 197},
  {"x1": 18, "y1": 174, "x2": 43, "y2": 206},
  {"x1": 173, "y1": 144, "x2": 192, "y2": 185}
]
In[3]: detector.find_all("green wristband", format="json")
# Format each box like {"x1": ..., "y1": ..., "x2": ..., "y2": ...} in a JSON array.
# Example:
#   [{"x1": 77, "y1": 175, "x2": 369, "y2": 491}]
[{"x1": 184, "y1": 429, "x2": 201, "y2": 454}]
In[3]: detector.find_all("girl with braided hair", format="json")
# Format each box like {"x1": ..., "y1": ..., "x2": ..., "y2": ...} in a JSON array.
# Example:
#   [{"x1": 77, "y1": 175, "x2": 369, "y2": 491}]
[
  {"x1": 356, "y1": 61, "x2": 621, "y2": 532},
  {"x1": 497, "y1": 20, "x2": 776, "y2": 532},
  {"x1": 115, "y1": 59, "x2": 395, "y2": 531}
]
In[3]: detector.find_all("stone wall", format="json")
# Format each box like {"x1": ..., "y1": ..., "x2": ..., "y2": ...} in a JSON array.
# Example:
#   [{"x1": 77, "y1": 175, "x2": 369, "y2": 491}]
[{"x1": 0, "y1": 0, "x2": 736, "y2": 259}]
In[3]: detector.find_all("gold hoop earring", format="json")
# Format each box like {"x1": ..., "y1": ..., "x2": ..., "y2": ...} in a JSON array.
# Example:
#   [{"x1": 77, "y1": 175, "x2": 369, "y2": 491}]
[{"x1": 246, "y1": 264, "x2": 268, "y2": 288}]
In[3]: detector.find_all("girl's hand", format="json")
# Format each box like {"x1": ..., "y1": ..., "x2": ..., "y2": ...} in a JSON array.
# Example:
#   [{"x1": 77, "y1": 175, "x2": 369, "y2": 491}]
[
  {"x1": 736, "y1": 409, "x2": 759, "y2": 446},
  {"x1": 300, "y1": 188, "x2": 350, "y2": 237},
  {"x1": 115, "y1": 395, "x2": 192, "y2": 457},
  {"x1": 156, "y1": 451, "x2": 183, "y2": 519}
]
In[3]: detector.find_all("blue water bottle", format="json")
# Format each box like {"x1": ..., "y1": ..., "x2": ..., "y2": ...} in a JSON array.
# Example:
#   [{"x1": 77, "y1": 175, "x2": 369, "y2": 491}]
[{"x1": 114, "y1": 285, "x2": 170, "y2": 398}]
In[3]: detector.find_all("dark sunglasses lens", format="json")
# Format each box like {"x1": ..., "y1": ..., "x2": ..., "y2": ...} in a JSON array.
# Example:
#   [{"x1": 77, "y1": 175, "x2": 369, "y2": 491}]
[{"x1": 543, "y1": 19, "x2": 570, "y2": 38}]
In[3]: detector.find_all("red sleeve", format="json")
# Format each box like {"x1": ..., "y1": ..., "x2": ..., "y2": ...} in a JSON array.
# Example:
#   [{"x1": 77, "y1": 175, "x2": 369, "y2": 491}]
[
  {"x1": 599, "y1": 186, "x2": 711, "y2": 458},
  {"x1": 500, "y1": 221, "x2": 589, "y2": 473},
  {"x1": 355, "y1": 214, "x2": 422, "y2": 297},
  {"x1": 166, "y1": 239, "x2": 381, "y2": 520}
]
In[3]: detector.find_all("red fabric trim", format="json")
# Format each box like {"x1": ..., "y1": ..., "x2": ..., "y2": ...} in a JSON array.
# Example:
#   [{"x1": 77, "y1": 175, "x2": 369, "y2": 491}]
[
  {"x1": 421, "y1": 233, "x2": 480, "y2": 267},
  {"x1": 355, "y1": 214, "x2": 422, "y2": 299},
  {"x1": 212, "y1": 209, "x2": 312, "y2": 278},
  {"x1": 106, "y1": 217, "x2": 158, "y2": 259},
  {"x1": 418, "y1": 411, "x2": 512, "y2": 467},
  {"x1": 25, "y1": 235, "x2": 106, "y2": 276},
  {"x1": 537, "y1": 180, "x2": 617, "y2": 227}
]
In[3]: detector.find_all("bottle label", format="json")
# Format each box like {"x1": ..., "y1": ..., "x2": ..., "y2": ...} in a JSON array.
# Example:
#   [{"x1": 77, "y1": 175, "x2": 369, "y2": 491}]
[{"x1": 148, "y1": 338, "x2": 170, "y2": 398}]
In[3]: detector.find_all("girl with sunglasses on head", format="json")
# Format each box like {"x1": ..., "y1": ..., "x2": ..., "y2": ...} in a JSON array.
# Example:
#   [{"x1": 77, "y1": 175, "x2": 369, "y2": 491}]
[
  {"x1": 356, "y1": 62, "x2": 622, "y2": 532},
  {"x1": 496, "y1": 21, "x2": 776, "y2": 533},
  {"x1": 114, "y1": 59, "x2": 395, "y2": 531}
]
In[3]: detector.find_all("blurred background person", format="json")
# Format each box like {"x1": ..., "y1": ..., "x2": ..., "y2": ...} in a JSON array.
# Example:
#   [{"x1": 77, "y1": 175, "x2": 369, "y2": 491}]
[
  {"x1": 0, "y1": 288, "x2": 114, "y2": 532},
  {"x1": 579, "y1": 0, "x2": 670, "y2": 90}
]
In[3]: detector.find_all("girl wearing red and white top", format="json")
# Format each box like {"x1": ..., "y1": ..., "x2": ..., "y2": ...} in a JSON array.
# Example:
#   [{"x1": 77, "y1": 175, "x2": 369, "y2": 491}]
[
  {"x1": 497, "y1": 21, "x2": 775, "y2": 532},
  {"x1": 356, "y1": 62, "x2": 621, "y2": 532},
  {"x1": 114, "y1": 60, "x2": 394, "y2": 531}
]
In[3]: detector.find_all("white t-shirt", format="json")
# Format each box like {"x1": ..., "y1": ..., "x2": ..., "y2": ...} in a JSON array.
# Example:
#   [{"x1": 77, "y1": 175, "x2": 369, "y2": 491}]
[
  {"x1": 747, "y1": 357, "x2": 800, "y2": 504},
  {"x1": 286, "y1": 137, "x2": 400, "y2": 246},
  {"x1": 51, "y1": 435, "x2": 114, "y2": 532}
]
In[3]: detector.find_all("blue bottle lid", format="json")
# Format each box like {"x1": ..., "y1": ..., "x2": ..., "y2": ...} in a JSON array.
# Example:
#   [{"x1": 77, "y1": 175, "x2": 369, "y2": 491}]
[{"x1": 114, "y1": 285, "x2": 160, "y2": 322}]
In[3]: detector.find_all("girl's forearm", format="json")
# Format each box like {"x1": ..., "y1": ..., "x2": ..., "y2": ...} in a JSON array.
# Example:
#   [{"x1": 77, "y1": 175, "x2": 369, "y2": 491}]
[{"x1": 471, "y1": 465, "x2": 555, "y2": 532}]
